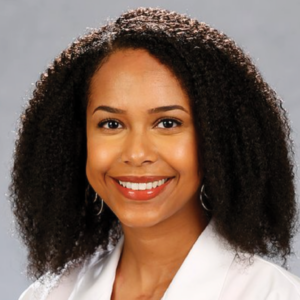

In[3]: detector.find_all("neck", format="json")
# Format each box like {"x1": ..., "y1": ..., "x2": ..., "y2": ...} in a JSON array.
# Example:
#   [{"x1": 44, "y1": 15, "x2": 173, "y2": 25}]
[{"x1": 117, "y1": 201, "x2": 209, "y2": 287}]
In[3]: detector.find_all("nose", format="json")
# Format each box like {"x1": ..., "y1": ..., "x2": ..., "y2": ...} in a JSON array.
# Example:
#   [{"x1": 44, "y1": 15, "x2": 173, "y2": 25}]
[{"x1": 121, "y1": 130, "x2": 157, "y2": 166}]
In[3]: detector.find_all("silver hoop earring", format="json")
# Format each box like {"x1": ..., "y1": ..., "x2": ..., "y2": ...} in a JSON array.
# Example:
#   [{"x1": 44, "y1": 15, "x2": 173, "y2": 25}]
[
  {"x1": 93, "y1": 192, "x2": 98, "y2": 203},
  {"x1": 86, "y1": 186, "x2": 104, "y2": 216},
  {"x1": 95, "y1": 194, "x2": 104, "y2": 216},
  {"x1": 200, "y1": 184, "x2": 212, "y2": 212}
]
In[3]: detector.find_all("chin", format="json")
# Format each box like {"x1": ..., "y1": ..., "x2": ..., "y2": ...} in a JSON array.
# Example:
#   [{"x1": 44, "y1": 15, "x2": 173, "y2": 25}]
[{"x1": 118, "y1": 212, "x2": 165, "y2": 229}]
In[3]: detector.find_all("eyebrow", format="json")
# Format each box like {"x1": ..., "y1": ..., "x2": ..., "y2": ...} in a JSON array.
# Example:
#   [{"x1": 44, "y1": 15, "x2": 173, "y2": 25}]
[{"x1": 93, "y1": 105, "x2": 189, "y2": 115}]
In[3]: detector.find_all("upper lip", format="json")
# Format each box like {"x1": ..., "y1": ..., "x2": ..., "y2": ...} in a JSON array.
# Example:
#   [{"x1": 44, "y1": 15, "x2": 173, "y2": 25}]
[{"x1": 112, "y1": 176, "x2": 173, "y2": 183}]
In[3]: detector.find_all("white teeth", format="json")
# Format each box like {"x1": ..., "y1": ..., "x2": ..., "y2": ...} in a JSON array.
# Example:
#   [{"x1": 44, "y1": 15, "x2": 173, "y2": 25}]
[
  {"x1": 132, "y1": 183, "x2": 139, "y2": 190},
  {"x1": 146, "y1": 182, "x2": 152, "y2": 189},
  {"x1": 118, "y1": 178, "x2": 169, "y2": 190},
  {"x1": 139, "y1": 183, "x2": 147, "y2": 190}
]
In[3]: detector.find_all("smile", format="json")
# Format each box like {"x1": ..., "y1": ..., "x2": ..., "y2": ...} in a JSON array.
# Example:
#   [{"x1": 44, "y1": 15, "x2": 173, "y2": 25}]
[
  {"x1": 112, "y1": 176, "x2": 173, "y2": 201},
  {"x1": 118, "y1": 178, "x2": 169, "y2": 190}
]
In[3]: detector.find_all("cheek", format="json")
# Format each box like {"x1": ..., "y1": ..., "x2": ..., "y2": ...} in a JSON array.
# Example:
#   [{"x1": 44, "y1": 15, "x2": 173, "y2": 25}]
[
  {"x1": 165, "y1": 133, "x2": 200, "y2": 177},
  {"x1": 172, "y1": 136, "x2": 202, "y2": 206},
  {"x1": 86, "y1": 138, "x2": 117, "y2": 184}
]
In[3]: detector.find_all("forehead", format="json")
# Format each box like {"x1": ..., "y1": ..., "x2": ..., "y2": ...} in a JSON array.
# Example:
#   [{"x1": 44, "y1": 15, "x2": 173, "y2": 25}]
[{"x1": 88, "y1": 49, "x2": 190, "y2": 110}]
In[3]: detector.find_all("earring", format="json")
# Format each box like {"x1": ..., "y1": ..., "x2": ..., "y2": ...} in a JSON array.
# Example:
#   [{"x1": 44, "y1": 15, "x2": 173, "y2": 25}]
[
  {"x1": 85, "y1": 185, "x2": 104, "y2": 216},
  {"x1": 94, "y1": 193, "x2": 104, "y2": 216},
  {"x1": 200, "y1": 184, "x2": 212, "y2": 212}
]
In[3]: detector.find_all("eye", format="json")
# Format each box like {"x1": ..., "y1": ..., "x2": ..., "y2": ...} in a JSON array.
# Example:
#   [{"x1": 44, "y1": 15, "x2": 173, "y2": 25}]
[
  {"x1": 156, "y1": 118, "x2": 182, "y2": 129},
  {"x1": 98, "y1": 118, "x2": 122, "y2": 129}
]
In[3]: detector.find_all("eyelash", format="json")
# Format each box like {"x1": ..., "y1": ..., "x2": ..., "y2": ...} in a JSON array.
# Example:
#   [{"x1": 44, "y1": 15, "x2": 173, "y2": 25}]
[{"x1": 97, "y1": 117, "x2": 182, "y2": 130}]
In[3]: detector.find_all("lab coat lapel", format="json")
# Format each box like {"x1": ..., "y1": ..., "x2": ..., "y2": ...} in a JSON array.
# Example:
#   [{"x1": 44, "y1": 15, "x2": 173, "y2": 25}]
[
  {"x1": 162, "y1": 221, "x2": 236, "y2": 300},
  {"x1": 69, "y1": 236, "x2": 124, "y2": 300},
  {"x1": 69, "y1": 221, "x2": 235, "y2": 300}
]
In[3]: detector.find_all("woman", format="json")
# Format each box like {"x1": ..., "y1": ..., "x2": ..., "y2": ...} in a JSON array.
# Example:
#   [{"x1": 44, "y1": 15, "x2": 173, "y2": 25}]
[{"x1": 12, "y1": 7, "x2": 299, "y2": 300}]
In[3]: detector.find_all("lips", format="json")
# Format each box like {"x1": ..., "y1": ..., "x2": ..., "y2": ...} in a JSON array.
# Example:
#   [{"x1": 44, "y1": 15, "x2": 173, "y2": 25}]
[{"x1": 112, "y1": 176, "x2": 173, "y2": 201}]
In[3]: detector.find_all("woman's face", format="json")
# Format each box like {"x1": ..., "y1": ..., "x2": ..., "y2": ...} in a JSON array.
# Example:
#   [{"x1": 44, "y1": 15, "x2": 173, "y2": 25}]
[{"x1": 86, "y1": 49, "x2": 203, "y2": 228}]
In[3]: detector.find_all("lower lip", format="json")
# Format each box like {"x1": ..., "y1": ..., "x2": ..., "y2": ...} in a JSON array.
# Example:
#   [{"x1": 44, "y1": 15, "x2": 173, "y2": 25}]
[{"x1": 113, "y1": 179, "x2": 172, "y2": 201}]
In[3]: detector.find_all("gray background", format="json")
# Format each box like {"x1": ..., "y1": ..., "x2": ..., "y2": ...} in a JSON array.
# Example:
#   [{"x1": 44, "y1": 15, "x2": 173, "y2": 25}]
[{"x1": 1, "y1": 1, "x2": 299, "y2": 299}]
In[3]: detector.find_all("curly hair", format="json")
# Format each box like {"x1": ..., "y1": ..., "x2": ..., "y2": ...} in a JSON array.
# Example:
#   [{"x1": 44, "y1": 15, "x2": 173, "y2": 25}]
[{"x1": 10, "y1": 7, "x2": 297, "y2": 279}]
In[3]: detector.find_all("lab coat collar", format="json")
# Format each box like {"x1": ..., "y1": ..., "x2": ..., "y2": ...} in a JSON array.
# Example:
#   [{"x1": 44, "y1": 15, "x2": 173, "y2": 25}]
[
  {"x1": 69, "y1": 236, "x2": 124, "y2": 300},
  {"x1": 69, "y1": 220, "x2": 236, "y2": 300},
  {"x1": 162, "y1": 220, "x2": 236, "y2": 300}
]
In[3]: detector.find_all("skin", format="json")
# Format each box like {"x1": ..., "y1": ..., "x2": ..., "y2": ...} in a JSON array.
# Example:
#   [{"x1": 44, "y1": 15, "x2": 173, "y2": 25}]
[{"x1": 86, "y1": 49, "x2": 208, "y2": 300}]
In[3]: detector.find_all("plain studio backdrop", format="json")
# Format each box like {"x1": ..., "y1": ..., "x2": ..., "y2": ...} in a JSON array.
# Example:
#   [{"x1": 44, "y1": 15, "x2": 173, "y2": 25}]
[{"x1": 0, "y1": 1, "x2": 299, "y2": 299}]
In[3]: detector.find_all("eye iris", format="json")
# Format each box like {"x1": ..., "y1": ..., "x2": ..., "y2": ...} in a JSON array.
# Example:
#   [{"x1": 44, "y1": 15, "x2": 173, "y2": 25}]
[
  {"x1": 163, "y1": 120, "x2": 174, "y2": 128},
  {"x1": 108, "y1": 121, "x2": 119, "y2": 129}
]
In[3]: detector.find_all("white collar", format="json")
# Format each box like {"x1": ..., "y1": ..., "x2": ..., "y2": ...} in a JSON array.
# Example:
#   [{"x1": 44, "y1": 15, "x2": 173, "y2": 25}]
[{"x1": 69, "y1": 220, "x2": 236, "y2": 300}]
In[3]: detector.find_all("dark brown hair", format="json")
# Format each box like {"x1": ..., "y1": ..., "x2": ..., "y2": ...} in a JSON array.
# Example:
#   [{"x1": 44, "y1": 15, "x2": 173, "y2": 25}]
[{"x1": 10, "y1": 7, "x2": 297, "y2": 279}]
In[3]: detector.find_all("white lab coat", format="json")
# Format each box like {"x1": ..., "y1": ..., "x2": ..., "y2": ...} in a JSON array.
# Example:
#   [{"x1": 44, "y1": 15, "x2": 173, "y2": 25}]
[{"x1": 19, "y1": 220, "x2": 300, "y2": 300}]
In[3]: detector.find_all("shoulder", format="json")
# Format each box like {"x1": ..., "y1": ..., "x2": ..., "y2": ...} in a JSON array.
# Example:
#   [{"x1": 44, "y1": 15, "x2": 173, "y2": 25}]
[
  {"x1": 221, "y1": 254, "x2": 300, "y2": 300},
  {"x1": 18, "y1": 249, "x2": 110, "y2": 300}
]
